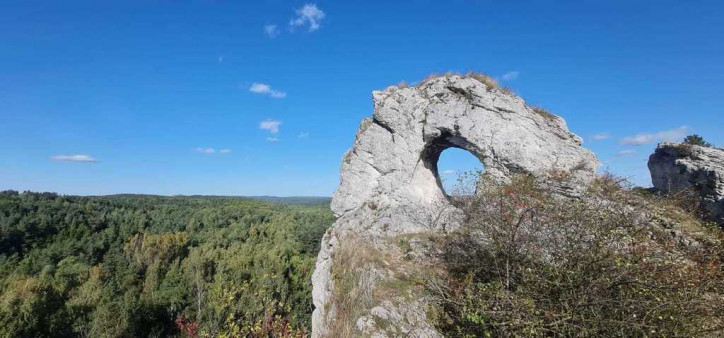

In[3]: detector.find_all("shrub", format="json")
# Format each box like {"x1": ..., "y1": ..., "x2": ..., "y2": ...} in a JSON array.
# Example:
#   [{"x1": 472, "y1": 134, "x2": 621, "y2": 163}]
[
  {"x1": 429, "y1": 173, "x2": 724, "y2": 337},
  {"x1": 672, "y1": 142, "x2": 697, "y2": 157},
  {"x1": 683, "y1": 134, "x2": 713, "y2": 147}
]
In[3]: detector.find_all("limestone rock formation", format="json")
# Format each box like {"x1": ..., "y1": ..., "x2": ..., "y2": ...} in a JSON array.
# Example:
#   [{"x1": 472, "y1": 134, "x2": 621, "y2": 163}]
[
  {"x1": 648, "y1": 142, "x2": 724, "y2": 226},
  {"x1": 312, "y1": 74, "x2": 600, "y2": 337}
]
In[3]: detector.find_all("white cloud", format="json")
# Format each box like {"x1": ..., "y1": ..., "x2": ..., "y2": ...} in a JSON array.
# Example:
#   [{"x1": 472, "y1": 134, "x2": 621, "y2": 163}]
[
  {"x1": 249, "y1": 83, "x2": 271, "y2": 93},
  {"x1": 219, "y1": 149, "x2": 232, "y2": 154},
  {"x1": 218, "y1": 55, "x2": 224, "y2": 63},
  {"x1": 249, "y1": 82, "x2": 286, "y2": 98},
  {"x1": 260, "y1": 119, "x2": 282, "y2": 134},
  {"x1": 501, "y1": 71, "x2": 519, "y2": 81},
  {"x1": 290, "y1": 4, "x2": 325, "y2": 32},
  {"x1": 50, "y1": 155, "x2": 98, "y2": 163},
  {"x1": 441, "y1": 170, "x2": 455, "y2": 175},
  {"x1": 266, "y1": 137, "x2": 280, "y2": 143},
  {"x1": 592, "y1": 133, "x2": 611, "y2": 141},
  {"x1": 619, "y1": 126, "x2": 690, "y2": 146},
  {"x1": 195, "y1": 147, "x2": 215, "y2": 154},
  {"x1": 614, "y1": 149, "x2": 636, "y2": 158},
  {"x1": 264, "y1": 24, "x2": 279, "y2": 38},
  {"x1": 298, "y1": 132, "x2": 310, "y2": 138}
]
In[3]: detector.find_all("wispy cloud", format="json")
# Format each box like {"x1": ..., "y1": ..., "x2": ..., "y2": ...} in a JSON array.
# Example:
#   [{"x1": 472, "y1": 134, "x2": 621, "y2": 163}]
[
  {"x1": 290, "y1": 4, "x2": 325, "y2": 32},
  {"x1": 195, "y1": 147, "x2": 216, "y2": 154},
  {"x1": 50, "y1": 155, "x2": 98, "y2": 163},
  {"x1": 249, "y1": 82, "x2": 286, "y2": 98},
  {"x1": 592, "y1": 133, "x2": 611, "y2": 141},
  {"x1": 218, "y1": 55, "x2": 224, "y2": 63},
  {"x1": 501, "y1": 71, "x2": 519, "y2": 81},
  {"x1": 266, "y1": 137, "x2": 280, "y2": 143},
  {"x1": 264, "y1": 24, "x2": 279, "y2": 38},
  {"x1": 298, "y1": 132, "x2": 310, "y2": 139},
  {"x1": 619, "y1": 126, "x2": 689, "y2": 146},
  {"x1": 441, "y1": 170, "x2": 455, "y2": 175},
  {"x1": 260, "y1": 119, "x2": 281, "y2": 134},
  {"x1": 614, "y1": 149, "x2": 636, "y2": 158},
  {"x1": 194, "y1": 148, "x2": 233, "y2": 155}
]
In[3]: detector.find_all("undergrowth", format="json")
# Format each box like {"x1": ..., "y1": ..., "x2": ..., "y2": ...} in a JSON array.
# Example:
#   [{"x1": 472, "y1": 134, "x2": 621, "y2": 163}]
[{"x1": 428, "y1": 173, "x2": 724, "y2": 337}]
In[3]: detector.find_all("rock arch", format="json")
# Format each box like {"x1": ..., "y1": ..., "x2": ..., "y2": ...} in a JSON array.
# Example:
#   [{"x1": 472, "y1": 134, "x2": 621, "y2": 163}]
[
  {"x1": 330, "y1": 74, "x2": 599, "y2": 231},
  {"x1": 313, "y1": 74, "x2": 600, "y2": 337}
]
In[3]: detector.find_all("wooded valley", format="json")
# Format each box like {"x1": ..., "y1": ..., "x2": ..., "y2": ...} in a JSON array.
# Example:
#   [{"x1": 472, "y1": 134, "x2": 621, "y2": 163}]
[{"x1": 0, "y1": 191, "x2": 333, "y2": 337}]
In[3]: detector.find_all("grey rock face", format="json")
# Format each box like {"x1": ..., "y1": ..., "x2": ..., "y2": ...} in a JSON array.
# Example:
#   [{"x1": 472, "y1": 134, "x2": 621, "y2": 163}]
[
  {"x1": 312, "y1": 75, "x2": 600, "y2": 337},
  {"x1": 648, "y1": 142, "x2": 724, "y2": 226}
]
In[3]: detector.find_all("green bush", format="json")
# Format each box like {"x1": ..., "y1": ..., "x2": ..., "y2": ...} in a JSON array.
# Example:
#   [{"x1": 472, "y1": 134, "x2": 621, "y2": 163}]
[
  {"x1": 429, "y1": 174, "x2": 724, "y2": 337},
  {"x1": 683, "y1": 134, "x2": 713, "y2": 147}
]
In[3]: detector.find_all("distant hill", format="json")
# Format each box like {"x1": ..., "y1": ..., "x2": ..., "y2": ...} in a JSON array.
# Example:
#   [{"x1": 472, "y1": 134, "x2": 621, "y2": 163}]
[
  {"x1": 239, "y1": 195, "x2": 332, "y2": 206},
  {"x1": 92, "y1": 194, "x2": 332, "y2": 206}
]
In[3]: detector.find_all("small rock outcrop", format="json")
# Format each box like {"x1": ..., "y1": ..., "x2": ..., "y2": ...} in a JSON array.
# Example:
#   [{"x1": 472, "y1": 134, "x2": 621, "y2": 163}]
[
  {"x1": 649, "y1": 142, "x2": 724, "y2": 226},
  {"x1": 312, "y1": 74, "x2": 600, "y2": 337}
]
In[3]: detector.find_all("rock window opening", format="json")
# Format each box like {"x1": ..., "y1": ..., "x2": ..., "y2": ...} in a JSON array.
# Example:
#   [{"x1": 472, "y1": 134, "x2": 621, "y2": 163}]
[{"x1": 436, "y1": 147, "x2": 486, "y2": 197}]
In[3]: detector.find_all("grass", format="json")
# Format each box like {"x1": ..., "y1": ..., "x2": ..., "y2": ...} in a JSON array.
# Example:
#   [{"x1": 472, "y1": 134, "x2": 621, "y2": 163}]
[
  {"x1": 465, "y1": 72, "x2": 500, "y2": 91},
  {"x1": 327, "y1": 233, "x2": 442, "y2": 336},
  {"x1": 531, "y1": 106, "x2": 557, "y2": 121},
  {"x1": 327, "y1": 236, "x2": 378, "y2": 337},
  {"x1": 418, "y1": 72, "x2": 515, "y2": 95}
]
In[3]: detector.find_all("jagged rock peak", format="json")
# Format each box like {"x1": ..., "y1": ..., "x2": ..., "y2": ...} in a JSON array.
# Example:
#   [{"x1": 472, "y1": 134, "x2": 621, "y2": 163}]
[{"x1": 648, "y1": 142, "x2": 724, "y2": 226}]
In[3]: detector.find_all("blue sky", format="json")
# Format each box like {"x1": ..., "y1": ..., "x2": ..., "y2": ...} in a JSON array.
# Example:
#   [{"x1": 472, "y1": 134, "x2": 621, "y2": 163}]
[{"x1": 1, "y1": 0, "x2": 722, "y2": 196}]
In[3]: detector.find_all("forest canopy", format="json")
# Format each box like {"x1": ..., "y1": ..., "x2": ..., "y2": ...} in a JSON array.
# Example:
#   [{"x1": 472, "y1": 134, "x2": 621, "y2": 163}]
[{"x1": 0, "y1": 191, "x2": 333, "y2": 337}]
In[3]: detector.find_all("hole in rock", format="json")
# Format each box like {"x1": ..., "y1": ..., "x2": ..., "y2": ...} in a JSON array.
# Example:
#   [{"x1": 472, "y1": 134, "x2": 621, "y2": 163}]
[{"x1": 436, "y1": 147, "x2": 485, "y2": 196}]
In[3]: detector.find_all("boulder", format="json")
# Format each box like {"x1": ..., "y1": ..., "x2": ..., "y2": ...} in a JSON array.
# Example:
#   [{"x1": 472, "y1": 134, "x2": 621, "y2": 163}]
[{"x1": 648, "y1": 142, "x2": 724, "y2": 226}]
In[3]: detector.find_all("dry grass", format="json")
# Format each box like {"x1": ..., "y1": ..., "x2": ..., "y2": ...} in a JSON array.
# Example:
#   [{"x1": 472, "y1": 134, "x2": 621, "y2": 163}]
[
  {"x1": 418, "y1": 72, "x2": 515, "y2": 95},
  {"x1": 327, "y1": 233, "x2": 442, "y2": 336},
  {"x1": 532, "y1": 106, "x2": 557, "y2": 121},
  {"x1": 465, "y1": 72, "x2": 499, "y2": 91},
  {"x1": 420, "y1": 72, "x2": 454, "y2": 84},
  {"x1": 327, "y1": 236, "x2": 379, "y2": 337},
  {"x1": 396, "y1": 81, "x2": 409, "y2": 89},
  {"x1": 465, "y1": 72, "x2": 515, "y2": 95}
]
